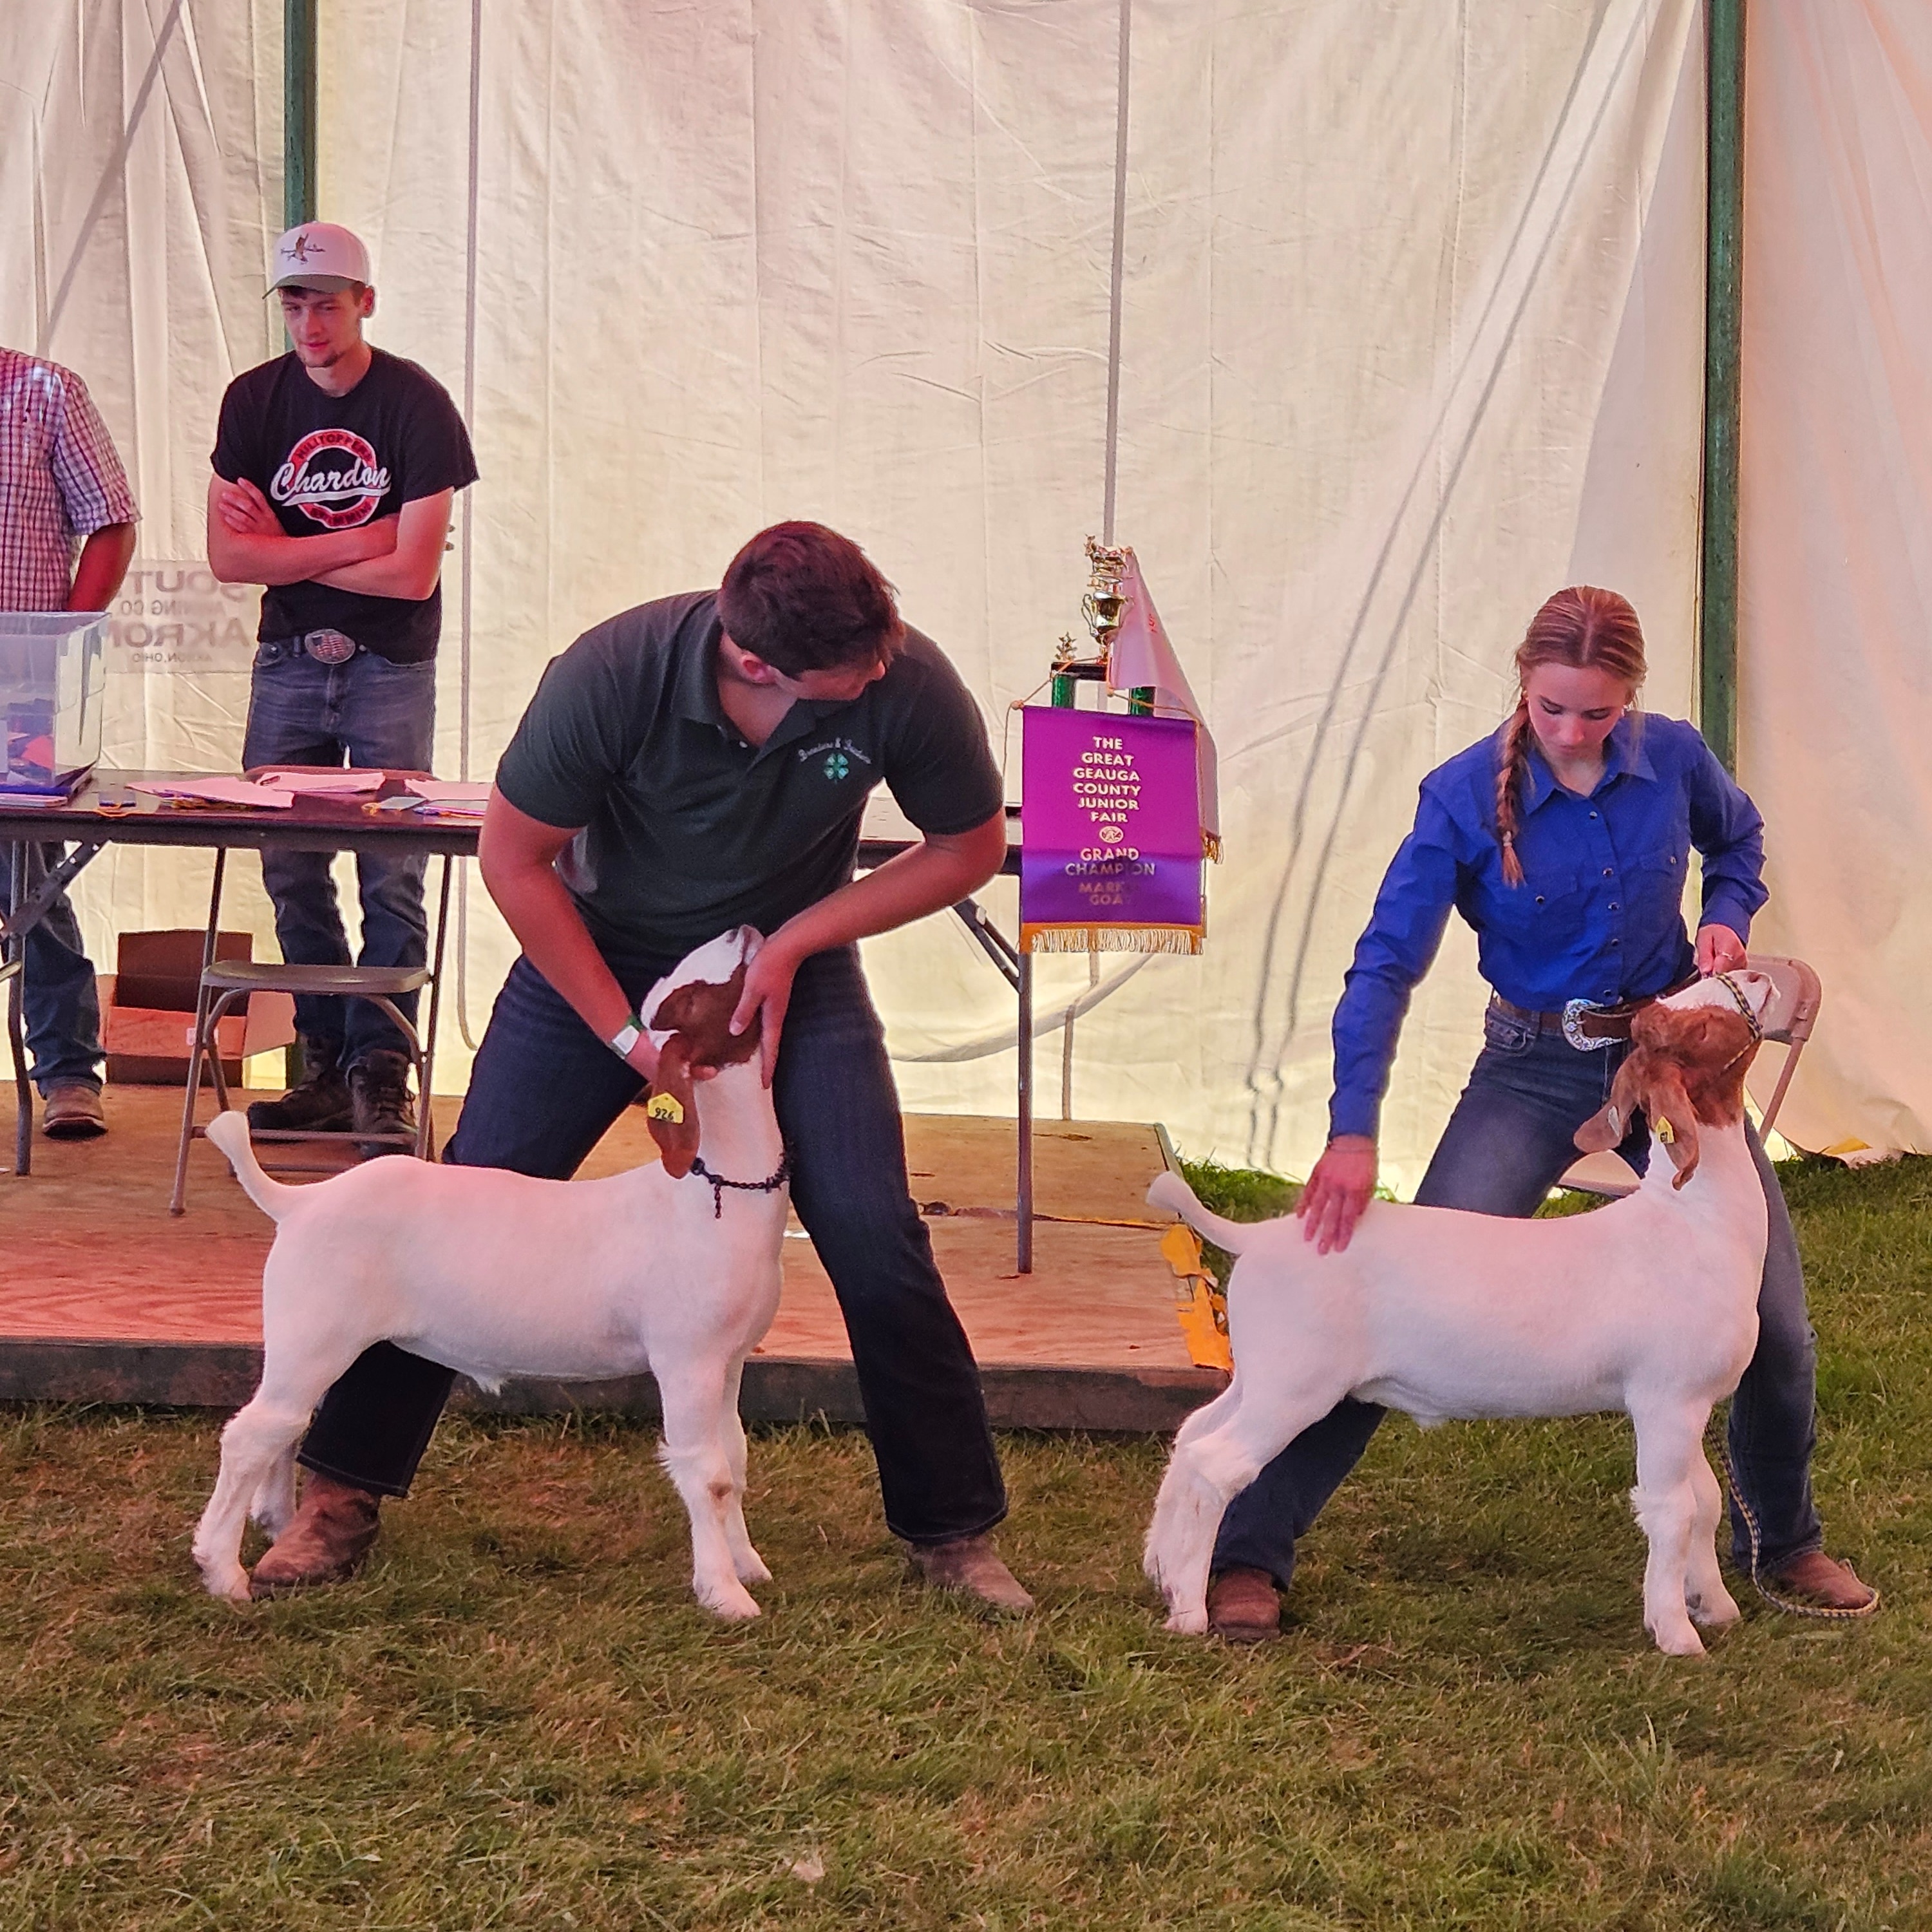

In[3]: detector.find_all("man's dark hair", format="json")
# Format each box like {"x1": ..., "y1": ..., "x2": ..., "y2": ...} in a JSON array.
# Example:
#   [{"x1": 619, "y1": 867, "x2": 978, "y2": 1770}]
[{"x1": 717, "y1": 522, "x2": 904, "y2": 676}]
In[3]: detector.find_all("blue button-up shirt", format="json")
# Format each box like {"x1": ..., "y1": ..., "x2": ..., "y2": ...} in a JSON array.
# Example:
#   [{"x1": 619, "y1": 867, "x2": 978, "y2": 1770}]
[{"x1": 1330, "y1": 713, "x2": 1768, "y2": 1140}]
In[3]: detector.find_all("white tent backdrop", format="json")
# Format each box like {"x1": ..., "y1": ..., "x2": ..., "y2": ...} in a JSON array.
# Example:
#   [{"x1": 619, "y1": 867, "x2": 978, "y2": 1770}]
[
  {"x1": 2, "y1": 0, "x2": 288, "y2": 967},
  {"x1": 14, "y1": 0, "x2": 1914, "y2": 1188},
  {"x1": 1736, "y1": 0, "x2": 1932, "y2": 1161}
]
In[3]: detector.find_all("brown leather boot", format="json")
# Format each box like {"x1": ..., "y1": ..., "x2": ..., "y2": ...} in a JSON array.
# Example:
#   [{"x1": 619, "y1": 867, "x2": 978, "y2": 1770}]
[
  {"x1": 1207, "y1": 1566, "x2": 1282, "y2": 1643},
  {"x1": 249, "y1": 1473, "x2": 382, "y2": 1598},
  {"x1": 1761, "y1": 1549, "x2": 1878, "y2": 1613},
  {"x1": 907, "y1": 1533, "x2": 1036, "y2": 1614}
]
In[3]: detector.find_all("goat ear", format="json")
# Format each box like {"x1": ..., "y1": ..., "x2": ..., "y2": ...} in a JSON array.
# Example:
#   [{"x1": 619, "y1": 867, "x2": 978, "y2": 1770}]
[
  {"x1": 645, "y1": 1037, "x2": 701, "y2": 1179},
  {"x1": 1575, "y1": 1052, "x2": 1644, "y2": 1154},
  {"x1": 1642, "y1": 1060, "x2": 1702, "y2": 1189},
  {"x1": 708, "y1": 961, "x2": 761, "y2": 1070}
]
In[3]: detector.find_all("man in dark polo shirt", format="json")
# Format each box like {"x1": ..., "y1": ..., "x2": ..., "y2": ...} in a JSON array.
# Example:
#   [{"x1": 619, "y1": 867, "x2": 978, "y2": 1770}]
[{"x1": 249, "y1": 522, "x2": 1032, "y2": 1612}]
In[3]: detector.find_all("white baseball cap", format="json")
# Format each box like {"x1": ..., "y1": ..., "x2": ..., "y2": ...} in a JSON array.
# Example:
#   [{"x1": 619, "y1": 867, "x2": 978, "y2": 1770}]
[{"x1": 268, "y1": 222, "x2": 372, "y2": 294}]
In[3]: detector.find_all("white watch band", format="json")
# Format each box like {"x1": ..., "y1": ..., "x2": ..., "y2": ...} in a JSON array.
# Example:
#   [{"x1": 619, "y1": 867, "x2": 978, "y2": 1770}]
[{"x1": 608, "y1": 1015, "x2": 645, "y2": 1061}]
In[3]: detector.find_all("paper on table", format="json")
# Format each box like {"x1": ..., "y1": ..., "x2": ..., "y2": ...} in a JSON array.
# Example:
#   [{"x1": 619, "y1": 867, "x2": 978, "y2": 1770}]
[
  {"x1": 404, "y1": 779, "x2": 493, "y2": 803},
  {"x1": 255, "y1": 768, "x2": 388, "y2": 795},
  {"x1": 129, "y1": 777, "x2": 296, "y2": 810}
]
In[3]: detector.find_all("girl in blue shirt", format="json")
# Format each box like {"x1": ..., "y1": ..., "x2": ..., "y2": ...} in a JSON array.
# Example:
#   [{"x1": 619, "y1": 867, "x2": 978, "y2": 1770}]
[{"x1": 1207, "y1": 586, "x2": 1875, "y2": 1642}]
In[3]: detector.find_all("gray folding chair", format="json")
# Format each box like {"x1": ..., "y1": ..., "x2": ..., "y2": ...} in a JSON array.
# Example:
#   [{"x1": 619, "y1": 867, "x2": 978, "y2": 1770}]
[{"x1": 1558, "y1": 954, "x2": 1821, "y2": 1199}]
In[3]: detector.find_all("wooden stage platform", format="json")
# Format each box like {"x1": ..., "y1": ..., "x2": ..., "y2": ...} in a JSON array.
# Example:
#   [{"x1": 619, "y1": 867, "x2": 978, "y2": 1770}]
[{"x1": 0, "y1": 1089, "x2": 1222, "y2": 1433}]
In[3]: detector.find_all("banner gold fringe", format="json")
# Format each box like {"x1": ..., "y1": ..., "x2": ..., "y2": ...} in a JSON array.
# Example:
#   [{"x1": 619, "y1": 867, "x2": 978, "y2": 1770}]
[{"x1": 1019, "y1": 923, "x2": 1203, "y2": 956}]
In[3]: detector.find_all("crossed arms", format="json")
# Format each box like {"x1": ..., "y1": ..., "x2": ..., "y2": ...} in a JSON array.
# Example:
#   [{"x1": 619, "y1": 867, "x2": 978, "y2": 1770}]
[{"x1": 205, "y1": 474, "x2": 453, "y2": 602}]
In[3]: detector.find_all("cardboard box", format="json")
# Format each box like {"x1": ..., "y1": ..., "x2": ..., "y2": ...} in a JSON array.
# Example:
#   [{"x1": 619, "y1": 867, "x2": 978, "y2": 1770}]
[{"x1": 102, "y1": 929, "x2": 296, "y2": 1086}]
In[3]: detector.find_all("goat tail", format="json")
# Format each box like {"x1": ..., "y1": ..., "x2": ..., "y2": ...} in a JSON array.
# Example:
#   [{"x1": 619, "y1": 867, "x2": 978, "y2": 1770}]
[
  {"x1": 204, "y1": 1112, "x2": 303, "y2": 1223},
  {"x1": 1146, "y1": 1170, "x2": 1260, "y2": 1256}
]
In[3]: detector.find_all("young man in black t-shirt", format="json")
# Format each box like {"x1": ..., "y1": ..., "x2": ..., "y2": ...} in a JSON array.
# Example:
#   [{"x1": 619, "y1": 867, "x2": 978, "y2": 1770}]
[
  {"x1": 207, "y1": 222, "x2": 477, "y2": 1146},
  {"x1": 247, "y1": 522, "x2": 1036, "y2": 1615}
]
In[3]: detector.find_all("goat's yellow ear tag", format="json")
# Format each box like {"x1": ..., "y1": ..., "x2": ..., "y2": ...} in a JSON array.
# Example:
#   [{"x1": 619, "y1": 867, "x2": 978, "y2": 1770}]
[
  {"x1": 1655, "y1": 1115, "x2": 1675, "y2": 1143},
  {"x1": 645, "y1": 1092, "x2": 685, "y2": 1124}
]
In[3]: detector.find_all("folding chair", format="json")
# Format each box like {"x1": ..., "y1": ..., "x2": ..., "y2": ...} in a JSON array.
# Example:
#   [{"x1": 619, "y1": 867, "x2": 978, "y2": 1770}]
[{"x1": 167, "y1": 854, "x2": 453, "y2": 1213}]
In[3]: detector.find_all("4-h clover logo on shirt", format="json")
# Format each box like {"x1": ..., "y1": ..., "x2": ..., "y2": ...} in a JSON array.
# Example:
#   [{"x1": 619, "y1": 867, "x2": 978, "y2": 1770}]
[{"x1": 822, "y1": 750, "x2": 852, "y2": 781}]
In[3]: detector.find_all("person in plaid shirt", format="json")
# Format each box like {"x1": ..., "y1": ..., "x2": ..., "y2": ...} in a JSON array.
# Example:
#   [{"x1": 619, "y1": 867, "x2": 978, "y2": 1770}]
[{"x1": 1, "y1": 346, "x2": 139, "y2": 1139}]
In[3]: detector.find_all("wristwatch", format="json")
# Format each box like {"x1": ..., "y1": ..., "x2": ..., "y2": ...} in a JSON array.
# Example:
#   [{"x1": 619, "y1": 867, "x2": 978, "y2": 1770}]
[{"x1": 608, "y1": 1014, "x2": 645, "y2": 1063}]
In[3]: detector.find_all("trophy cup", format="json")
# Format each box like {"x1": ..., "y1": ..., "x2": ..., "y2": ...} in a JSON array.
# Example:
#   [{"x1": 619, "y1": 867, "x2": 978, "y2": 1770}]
[{"x1": 1050, "y1": 537, "x2": 1133, "y2": 706}]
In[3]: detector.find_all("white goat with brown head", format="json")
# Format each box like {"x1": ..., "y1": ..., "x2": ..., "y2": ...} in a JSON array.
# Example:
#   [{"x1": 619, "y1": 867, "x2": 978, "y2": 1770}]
[
  {"x1": 1144, "y1": 974, "x2": 1775, "y2": 1655},
  {"x1": 193, "y1": 927, "x2": 788, "y2": 1620}
]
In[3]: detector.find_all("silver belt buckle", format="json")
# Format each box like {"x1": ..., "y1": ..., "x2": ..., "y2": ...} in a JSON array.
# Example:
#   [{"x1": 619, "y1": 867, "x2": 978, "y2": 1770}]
[
  {"x1": 1562, "y1": 998, "x2": 1616, "y2": 1051},
  {"x1": 303, "y1": 629, "x2": 358, "y2": 665}
]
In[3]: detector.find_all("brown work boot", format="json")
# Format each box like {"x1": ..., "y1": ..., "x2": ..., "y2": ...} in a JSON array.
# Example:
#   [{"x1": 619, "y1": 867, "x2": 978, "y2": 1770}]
[
  {"x1": 1761, "y1": 1549, "x2": 1878, "y2": 1613},
  {"x1": 247, "y1": 1037, "x2": 352, "y2": 1133},
  {"x1": 348, "y1": 1049, "x2": 417, "y2": 1159},
  {"x1": 41, "y1": 1081, "x2": 107, "y2": 1139},
  {"x1": 1207, "y1": 1566, "x2": 1282, "y2": 1643},
  {"x1": 249, "y1": 1473, "x2": 382, "y2": 1598},
  {"x1": 907, "y1": 1533, "x2": 1036, "y2": 1615}
]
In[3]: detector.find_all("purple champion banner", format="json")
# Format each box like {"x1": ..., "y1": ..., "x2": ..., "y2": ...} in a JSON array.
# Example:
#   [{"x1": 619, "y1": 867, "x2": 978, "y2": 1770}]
[{"x1": 1019, "y1": 706, "x2": 1206, "y2": 954}]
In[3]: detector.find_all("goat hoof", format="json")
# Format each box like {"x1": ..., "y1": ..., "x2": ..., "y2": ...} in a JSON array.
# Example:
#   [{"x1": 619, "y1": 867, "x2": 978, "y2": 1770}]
[
  {"x1": 1649, "y1": 1621, "x2": 1706, "y2": 1657},
  {"x1": 1164, "y1": 1607, "x2": 1209, "y2": 1636},
  {"x1": 735, "y1": 1552, "x2": 773, "y2": 1586},
  {"x1": 702, "y1": 1584, "x2": 762, "y2": 1622},
  {"x1": 1688, "y1": 1588, "x2": 1741, "y2": 1629},
  {"x1": 198, "y1": 1564, "x2": 252, "y2": 1605}
]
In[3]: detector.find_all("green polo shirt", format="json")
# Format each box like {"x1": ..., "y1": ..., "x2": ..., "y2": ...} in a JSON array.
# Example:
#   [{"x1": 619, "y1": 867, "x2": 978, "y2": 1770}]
[{"x1": 494, "y1": 590, "x2": 1005, "y2": 955}]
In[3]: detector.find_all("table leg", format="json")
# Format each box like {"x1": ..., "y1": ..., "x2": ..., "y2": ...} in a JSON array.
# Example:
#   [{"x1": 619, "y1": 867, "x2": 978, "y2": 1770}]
[
  {"x1": 169, "y1": 848, "x2": 229, "y2": 1215},
  {"x1": 5, "y1": 841, "x2": 29, "y2": 1177},
  {"x1": 417, "y1": 853, "x2": 455, "y2": 1157},
  {"x1": 1016, "y1": 949, "x2": 1034, "y2": 1274}
]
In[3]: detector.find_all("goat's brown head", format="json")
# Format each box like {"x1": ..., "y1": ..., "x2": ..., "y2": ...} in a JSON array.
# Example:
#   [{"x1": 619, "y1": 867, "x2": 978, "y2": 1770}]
[
  {"x1": 640, "y1": 929, "x2": 764, "y2": 1179},
  {"x1": 1573, "y1": 974, "x2": 1768, "y2": 1188}
]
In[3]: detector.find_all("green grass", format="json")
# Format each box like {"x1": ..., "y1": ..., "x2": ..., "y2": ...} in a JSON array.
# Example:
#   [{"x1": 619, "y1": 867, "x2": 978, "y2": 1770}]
[{"x1": 3, "y1": 1156, "x2": 1929, "y2": 1929}]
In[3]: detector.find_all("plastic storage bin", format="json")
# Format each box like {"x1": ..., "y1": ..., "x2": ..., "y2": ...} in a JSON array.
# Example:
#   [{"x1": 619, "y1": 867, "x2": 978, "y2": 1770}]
[{"x1": 1, "y1": 611, "x2": 107, "y2": 797}]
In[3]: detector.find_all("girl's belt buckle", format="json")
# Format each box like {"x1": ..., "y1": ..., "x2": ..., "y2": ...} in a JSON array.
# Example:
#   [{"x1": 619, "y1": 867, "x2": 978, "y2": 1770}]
[{"x1": 1562, "y1": 999, "x2": 1618, "y2": 1051}]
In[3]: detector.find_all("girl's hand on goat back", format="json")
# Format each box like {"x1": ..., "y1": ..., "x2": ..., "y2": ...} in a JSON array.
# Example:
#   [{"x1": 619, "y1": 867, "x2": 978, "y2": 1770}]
[{"x1": 1297, "y1": 1134, "x2": 1378, "y2": 1254}]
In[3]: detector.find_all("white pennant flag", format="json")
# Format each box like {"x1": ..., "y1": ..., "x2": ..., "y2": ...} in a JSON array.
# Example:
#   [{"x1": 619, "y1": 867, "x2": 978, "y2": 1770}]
[{"x1": 1103, "y1": 551, "x2": 1221, "y2": 858}]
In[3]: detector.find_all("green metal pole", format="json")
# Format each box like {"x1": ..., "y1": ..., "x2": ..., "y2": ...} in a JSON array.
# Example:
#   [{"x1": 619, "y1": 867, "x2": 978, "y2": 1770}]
[
  {"x1": 285, "y1": 0, "x2": 317, "y2": 229},
  {"x1": 1700, "y1": 0, "x2": 1745, "y2": 772}
]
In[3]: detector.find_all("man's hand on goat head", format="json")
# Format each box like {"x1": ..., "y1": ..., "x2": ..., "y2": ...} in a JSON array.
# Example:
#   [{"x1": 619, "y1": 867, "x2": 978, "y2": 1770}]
[
  {"x1": 1297, "y1": 1135, "x2": 1378, "y2": 1254},
  {"x1": 1694, "y1": 923, "x2": 1748, "y2": 976},
  {"x1": 729, "y1": 936, "x2": 800, "y2": 1088}
]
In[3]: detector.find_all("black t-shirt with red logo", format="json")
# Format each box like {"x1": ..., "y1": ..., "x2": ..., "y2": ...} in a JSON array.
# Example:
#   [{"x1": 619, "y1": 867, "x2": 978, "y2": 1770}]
[{"x1": 212, "y1": 348, "x2": 478, "y2": 663}]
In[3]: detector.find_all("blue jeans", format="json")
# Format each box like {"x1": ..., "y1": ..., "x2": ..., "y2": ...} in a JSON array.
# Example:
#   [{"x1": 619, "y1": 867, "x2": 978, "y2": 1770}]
[
  {"x1": 296, "y1": 943, "x2": 1010, "y2": 1546},
  {"x1": 1213, "y1": 1002, "x2": 1826, "y2": 1583},
  {"x1": 2, "y1": 842, "x2": 104, "y2": 1094},
  {"x1": 240, "y1": 641, "x2": 436, "y2": 1067}
]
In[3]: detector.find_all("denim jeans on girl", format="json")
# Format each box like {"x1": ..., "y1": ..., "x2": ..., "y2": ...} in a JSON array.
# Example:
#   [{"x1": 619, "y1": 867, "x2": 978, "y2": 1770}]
[
  {"x1": 1, "y1": 842, "x2": 104, "y2": 1094},
  {"x1": 1211, "y1": 1001, "x2": 1825, "y2": 1584},
  {"x1": 240, "y1": 641, "x2": 436, "y2": 1069},
  {"x1": 295, "y1": 942, "x2": 1010, "y2": 1548}
]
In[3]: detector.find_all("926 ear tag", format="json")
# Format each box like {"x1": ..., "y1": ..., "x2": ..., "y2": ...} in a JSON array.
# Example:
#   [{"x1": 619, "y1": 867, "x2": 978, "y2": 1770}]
[{"x1": 645, "y1": 1092, "x2": 685, "y2": 1124}]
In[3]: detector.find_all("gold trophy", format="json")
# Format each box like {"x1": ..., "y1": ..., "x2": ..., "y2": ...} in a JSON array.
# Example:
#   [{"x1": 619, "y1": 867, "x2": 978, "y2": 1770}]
[{"x1": 1051, "y1": 536, "x2": 1133, "y2": 703}]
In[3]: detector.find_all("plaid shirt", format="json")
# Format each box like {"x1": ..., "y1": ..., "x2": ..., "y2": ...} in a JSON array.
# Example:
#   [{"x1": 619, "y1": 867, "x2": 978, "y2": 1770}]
[{"x1": 0, "y1": 348, "x2": 138, "y2": 612}]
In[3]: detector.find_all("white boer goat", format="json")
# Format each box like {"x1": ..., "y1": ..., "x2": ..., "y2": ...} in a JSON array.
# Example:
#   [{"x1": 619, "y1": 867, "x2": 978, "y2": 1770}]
[
  {"x1": 1144, "y1": 974, "x2": 1776, "y2": 1656},
  {"x1": 194, "y1": 926, "x2": 788, "y2": 1620}
]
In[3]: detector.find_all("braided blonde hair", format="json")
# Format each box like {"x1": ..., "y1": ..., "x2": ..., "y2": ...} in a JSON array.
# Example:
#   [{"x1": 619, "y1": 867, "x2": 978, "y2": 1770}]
[{"x1": 1495, "y1": 586, "x2": 1647, "y2": 886}]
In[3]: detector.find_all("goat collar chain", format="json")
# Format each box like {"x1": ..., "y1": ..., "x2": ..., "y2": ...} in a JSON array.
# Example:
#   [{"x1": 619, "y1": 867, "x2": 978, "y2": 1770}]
[
  {"x1": 687, "y1": 1148, "x2": 791, "y2": 1220},
  {"x1": 1712, "y1": 1423, "x2": 1880, "y2": 1622},
  {"x1": 1710, "y1": 971, "x2": 1765, "y2": 1047}
]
